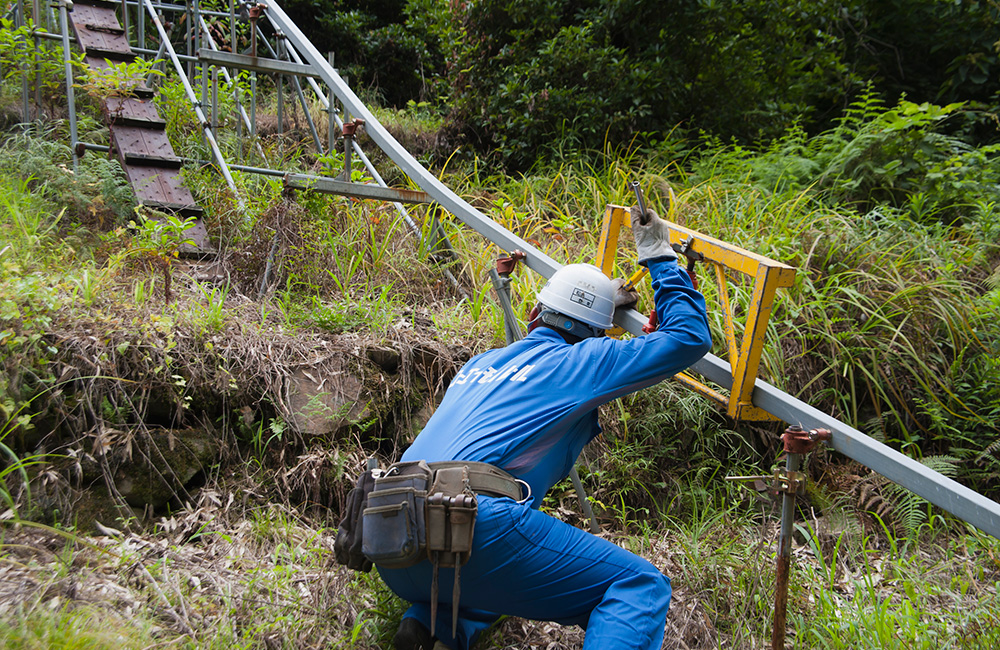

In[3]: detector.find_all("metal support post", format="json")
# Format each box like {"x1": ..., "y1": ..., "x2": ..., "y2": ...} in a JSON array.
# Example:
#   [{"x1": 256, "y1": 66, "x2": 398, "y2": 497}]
[
  {"x1": 250, "y1": 70, "x2": 257, "y2": 142},
  {"x1": 119, "y1": 0, "x2": 129, "y2": 42},
  {"x1": 211, "y1": 66, "x2": 218, "y2": 134},
  {"x1": 772, "y1": 451, "x2": 799, "y2": 650},
  {"x1": 341, "y1": 72, "x2": 350, "y2": 173},
  {"x1": 17, "y1": 0, "x2": 30, "y2": 122},
  {"x1": 32, "y1": 0, "x2": 42, "y2": 113},
  {"x1": 327, "y1": 52, "x2": 336, "y2": 158},
  {"x1": 229, "y1": 0, "x2": 239, "y2": 158},
  {"x1": 145, "y1": 39, "x2": 168, "y2": 88},
  {"x1": 185, "y1": 0, "x2": 193, "y2": 80},
  {"x1": 280, "y1": 41, "x2": 322, "y2": 152},
  {"x1": 340, "y1": 117, "x2": 359, "y2": 181},
  {"x1": 58, "y1": 0, "x2": 78, "y2": 173},
  {"x1": 276, "y1": 32, "x2": 285, "y2": 141},
  {"x1": 771, "y1": 425, "x2": 830, "y2": 650}
]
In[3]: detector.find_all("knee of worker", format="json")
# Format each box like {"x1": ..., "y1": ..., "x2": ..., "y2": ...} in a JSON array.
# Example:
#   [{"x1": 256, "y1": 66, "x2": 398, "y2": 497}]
[{"x1": 605, "y1": 569, "x2": 672, "y2": 623}]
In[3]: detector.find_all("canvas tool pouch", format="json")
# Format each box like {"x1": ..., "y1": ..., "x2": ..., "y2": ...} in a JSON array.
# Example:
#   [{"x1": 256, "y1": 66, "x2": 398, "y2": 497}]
[
  {"x1": 359, "y1": 459, "x2": 521, "y2": 636},
  {"x1": 361, "y1": 460, "x2": 433, "y2": 569},
  {"x1": 334, "y1": 466, "x2": 377, "y2": 572}
]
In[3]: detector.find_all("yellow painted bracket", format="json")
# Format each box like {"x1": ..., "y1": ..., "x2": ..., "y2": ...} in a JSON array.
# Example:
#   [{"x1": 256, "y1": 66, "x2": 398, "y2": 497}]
[{"x1": 596, "y1": 204, "x2": 796, "y2": 422}]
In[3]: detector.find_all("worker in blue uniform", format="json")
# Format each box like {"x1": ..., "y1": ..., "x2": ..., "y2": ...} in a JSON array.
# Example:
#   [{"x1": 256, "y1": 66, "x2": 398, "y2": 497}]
[{"x1": 383, "y1": 205, "x2": 712, "y2": 650}]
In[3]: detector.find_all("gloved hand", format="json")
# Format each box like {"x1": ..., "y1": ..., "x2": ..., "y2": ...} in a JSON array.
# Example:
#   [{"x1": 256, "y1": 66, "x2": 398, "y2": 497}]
[
  {"x1": 610, "y1": 277, "x2": 639, "y2": 309},
  {"x1": 630, "y1": 205, "x2": 677, "y2": 266}
]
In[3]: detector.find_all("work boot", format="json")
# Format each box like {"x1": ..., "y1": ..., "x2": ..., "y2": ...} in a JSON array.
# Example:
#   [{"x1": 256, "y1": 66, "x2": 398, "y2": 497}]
[{"x1": 393, "y1": 617, "x2": 434, "y2": 650}]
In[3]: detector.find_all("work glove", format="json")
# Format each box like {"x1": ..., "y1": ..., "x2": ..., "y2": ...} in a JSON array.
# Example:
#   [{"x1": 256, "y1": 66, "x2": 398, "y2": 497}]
[
  {"x1": 630, "y1": 205, "x2": 677, "y2": 266},
  {"x1": 611, "y1": 277, "x2": 639, "y2": 310}
]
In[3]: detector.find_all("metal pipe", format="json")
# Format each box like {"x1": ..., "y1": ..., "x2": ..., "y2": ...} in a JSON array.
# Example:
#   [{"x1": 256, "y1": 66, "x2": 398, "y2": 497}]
[
  {"x1": 76, "y1": 141, "x2": 110, "y2": 154},
  {"x1": 133, "y1": 46, "x2": 197, "y2": 63},
  {"x1": 771, "y1": 450, "x2": 800, "y2": 650},
  {"x1": 119, "y1": 0, "x2": 129, "y2": 43},
  {"x1": 58, "y1": 0, "x2": 78, "y2": 173},
  {"x1": 17, "y1": 0, "x2": 30, "y2": 122},
  {"x1": 327, "y1": 52, "x2": 335, "y2": 161},
  {"x1": 230, "y1": 0, "x2": 240, "y2": 159},
  {"x1": 185, "y1": 0, "x2": 193, "y2": 80},
  {"x1": 276, "y1": 33, "x2": 284, "y2": 140},
  {"x1": 32, "y1": 0, "x2": 41, "y2": 112},
  {"x1": 19, "y1": 28, "x2": 65, "y2": 42},
  {"x1": 195, "y1": 0, "x2": 207, "y2": 151},
  {"x1": 140, "y1": 0, "x2": 242, "y2": 209},
  {"x1": 143, "y1": 41, "x2": 168, "y2": 88},
  {"x1": 124, "y1": 0, "x2": 230, "y2": 19},
  {"x1": 211, "y1": 66, "x2": 218, "y2": 134}
]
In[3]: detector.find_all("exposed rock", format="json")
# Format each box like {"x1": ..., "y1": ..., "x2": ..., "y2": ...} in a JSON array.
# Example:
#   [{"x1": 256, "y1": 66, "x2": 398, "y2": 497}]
[
  {"x1": 280, "y1": 360, "x2": 368, "y2": 436},
  {"x1": 112, "y1": 426, "x2": 219, "y2": 509},
  {"x1": 367, "y1": 345, "x2": 402, "y2": 374}
]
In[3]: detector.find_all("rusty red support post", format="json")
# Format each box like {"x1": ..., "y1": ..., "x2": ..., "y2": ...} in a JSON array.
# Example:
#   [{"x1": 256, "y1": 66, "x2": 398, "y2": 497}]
[
  {"x1": 771, "y1": 448, "x2": 800, "y2": 650},
  {"x1": 772, "y1": 425, "x2": 831, "y2": 650}
]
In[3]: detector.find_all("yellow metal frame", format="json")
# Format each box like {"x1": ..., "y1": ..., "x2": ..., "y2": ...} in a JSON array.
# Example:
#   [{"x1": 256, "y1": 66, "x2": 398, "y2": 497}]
[{"x1": 596, "y1": 205, "x2": 796, "y2": 421}]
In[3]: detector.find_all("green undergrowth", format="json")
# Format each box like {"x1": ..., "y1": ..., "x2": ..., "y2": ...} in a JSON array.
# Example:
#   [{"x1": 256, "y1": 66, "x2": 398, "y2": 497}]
[{"x1": 2, "y1": 71, "x2": 1000, "y2": 649}]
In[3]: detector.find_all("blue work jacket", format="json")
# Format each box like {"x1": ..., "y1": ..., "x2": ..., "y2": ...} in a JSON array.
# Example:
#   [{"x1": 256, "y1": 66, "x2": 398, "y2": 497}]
[{"x1": 402, "y1": 258, "x2": 711, "y2": 507}]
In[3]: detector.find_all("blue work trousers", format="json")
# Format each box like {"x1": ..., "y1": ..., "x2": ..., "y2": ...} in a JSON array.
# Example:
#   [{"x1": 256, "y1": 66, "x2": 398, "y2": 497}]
[{"x1": 379, "y1": 496, "x2": 671, "y2": 650}]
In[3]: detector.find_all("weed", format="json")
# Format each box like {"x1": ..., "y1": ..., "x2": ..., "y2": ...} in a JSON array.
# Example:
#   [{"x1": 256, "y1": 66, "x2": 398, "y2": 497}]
[{"x1": 196, "y1": 283, "x2": 231, "y2": 333}]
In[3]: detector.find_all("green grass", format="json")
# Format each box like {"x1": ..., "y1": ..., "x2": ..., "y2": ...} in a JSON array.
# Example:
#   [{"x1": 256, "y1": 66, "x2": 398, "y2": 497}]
[
  {"x1": 0, "y1": 605, "x2": 160, "y2": 650},
  {"x1": 3, "y1": 70, "x2": 1000, "y2": 650}
]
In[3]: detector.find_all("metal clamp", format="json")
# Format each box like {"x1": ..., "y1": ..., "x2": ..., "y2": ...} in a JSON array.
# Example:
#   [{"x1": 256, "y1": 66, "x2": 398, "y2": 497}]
[
  {"x1": 772, "y1": 469, "x2": 807, "y2": 495},
  {"x1": 782, "y1": 425, "x2": 832, "y2": 455},
  {"x1": 496, "y1": 249, "x2": 526, "y2": 276}
]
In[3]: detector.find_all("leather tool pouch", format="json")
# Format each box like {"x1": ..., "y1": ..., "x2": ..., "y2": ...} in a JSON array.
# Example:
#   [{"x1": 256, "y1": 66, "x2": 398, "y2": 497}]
[
  {"x1": 361, "y1": 460, "x2": 433, "y2": 569},
  {"x1": 334, "y1": 467, "x2": 377, "y2": 572},
  {"x1": 426, "y1": 466, "x2": 477, "y2": 566},
  {"x1": 425, "y1": 466, "x2": 478, "y2": 638}
]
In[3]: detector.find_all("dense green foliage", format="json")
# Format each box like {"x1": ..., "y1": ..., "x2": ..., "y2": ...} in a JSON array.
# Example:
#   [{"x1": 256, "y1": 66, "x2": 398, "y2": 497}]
[
  {"x1": 280, "y1": 0, "x2": 442, "y2": 107},
  {"x1": 285, "y1": 0, "x2": 1000, "y2": 169}
]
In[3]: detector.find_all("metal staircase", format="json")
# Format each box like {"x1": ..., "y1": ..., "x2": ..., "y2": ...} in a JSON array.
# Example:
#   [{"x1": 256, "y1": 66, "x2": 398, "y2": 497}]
[{"x1": 68, "y1": 0, "x2": 210, "y2": 249}]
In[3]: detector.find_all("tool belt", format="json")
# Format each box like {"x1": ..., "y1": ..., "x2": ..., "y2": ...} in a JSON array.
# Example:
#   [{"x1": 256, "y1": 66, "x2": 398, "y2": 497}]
[{"x1": 335, "y1": 459, "x2": 522, "y2": 638}]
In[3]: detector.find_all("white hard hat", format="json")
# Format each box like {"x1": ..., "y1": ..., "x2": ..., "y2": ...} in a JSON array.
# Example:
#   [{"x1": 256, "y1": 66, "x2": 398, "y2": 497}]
[{"x1": 536, "y1": 263, "x2": 616, "y2": 330}]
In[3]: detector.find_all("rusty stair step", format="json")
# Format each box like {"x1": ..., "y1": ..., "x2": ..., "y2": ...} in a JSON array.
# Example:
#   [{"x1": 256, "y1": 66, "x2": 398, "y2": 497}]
[
  {"x1": 122, "y1": 153, "x2": 184, "y2": 169},
  {"x1": 113, "y1": 115, "x2": 168, "y2": 130},
  {"x1": 111, "y1": 124, "x2": 177, "y2": 160},
  {"x1": 73, "y1": 0, "x2": 126, "y2": 9},
  {"x1": 81, "y1": 47, "x2": 137, "y2": 63}
]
